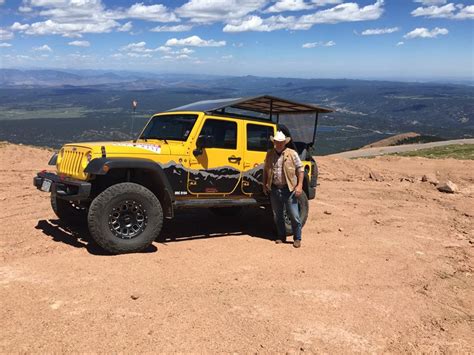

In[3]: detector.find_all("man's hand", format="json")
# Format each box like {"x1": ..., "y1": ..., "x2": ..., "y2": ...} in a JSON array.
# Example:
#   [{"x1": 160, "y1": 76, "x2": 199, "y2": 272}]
[
  {"x1": 263, "y1": 185, "x2": 270, "y2": 195},
  {"x1": 294, "y1": 184, "x2": 303, "y2": 198}
]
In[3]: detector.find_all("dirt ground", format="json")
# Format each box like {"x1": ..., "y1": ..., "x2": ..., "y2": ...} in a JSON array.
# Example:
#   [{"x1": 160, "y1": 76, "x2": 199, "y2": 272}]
[{"x1": 0, "y1": 143, "x2": 473, "y2": 352}]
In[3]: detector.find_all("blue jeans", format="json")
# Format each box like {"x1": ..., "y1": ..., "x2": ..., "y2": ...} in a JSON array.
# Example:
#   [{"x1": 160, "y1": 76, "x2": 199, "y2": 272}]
[{"x1": 270, "y1": 185, "x2": 302, "y2": 241}]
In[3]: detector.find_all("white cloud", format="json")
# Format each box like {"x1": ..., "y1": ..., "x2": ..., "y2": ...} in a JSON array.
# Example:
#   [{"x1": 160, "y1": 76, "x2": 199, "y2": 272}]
[
  {"x1": 120, "y1": 41, "x2": 154, "y2": 53},
  {"x1": 225, "y1": 0, "x2": 385, "y2": 32},
  {"x1": 361, "y1": 26, "x2": 399, "y2": 35},
  {"x1": 127, "y1": 52, "x2": 152, "y2": 58},
  {"x1": 411, "y1": 3, "x2": 455, "y2": 17},
  {"x1": 125, "y1": 3, "x2": 178, "y2": 22},
  {"x1": 265, "y1": 0, "x2": 312, "y2": 13},
  {"x1": 33, "y1": 44, "x2": 52, "y2": 51},
  {"x1": 221, "y1": 54, "x2": 233, "y2": 59},
  {"x1": 224, "y1": 14, "x2": 311, "y2": 32},
  {"x1": 311, "y1": 0, "x2": 342, "y2": 5},
  {"x1": 414, "y1": 0, "x2": 446, "y2": 5},
  {"x1": 9, "y1": 0, "x2": 172, "y2": 38},
  {"x1": 11, "y1": 22, "x2": 30, "y2": 31},
  {"x1": 396, "y1": 41, "x2": 404, "y2": 46},
  {"x1": 150, "y1": 24, "x2": 193, "y2": 32},
  {"x1": 404, "y1": 27, "x2": 448, "y2": 39},
  {"x1": 165, "y1": 35, "x2": 226, "y2": 47},
  {"x1": 179, "y1": 47, "x2": 195, "y2": 54},
  {"x1": 299, "y1": 0, "x2": 384, "y2": 25},
  {"x1": 68, "y1": 40, "x2": 90, "y2": 47},
  {"x1": 19, "y1": 19, "x2": 118, "y2": 36},
  {"x1": 302, "y1": 40, "x2": 335, "y2": 48},
  {"x1": 0, "y1": 42, "x2": 12, "y2": 47},
  {"x1": 411, "y1": 3, "x2": 474, "y2": 19},
  {"x1": 118, "y1": 21, "x2": 132, "y2": 32},
  {"x1": 118, "y1": 42, "x2": 172, "y2": 55},
  {"x1": 19, "y1": 5, "x2": 33, "y2": 12},
  {"x1": 176, "y1": 54, "x2": 190, "y2": 59},
  {"x1": 0, "y1": 29, "x2": 14, "y2": 40},
  {"x1": 176, "y1": 0, "x2": 268, "y2": 23}
]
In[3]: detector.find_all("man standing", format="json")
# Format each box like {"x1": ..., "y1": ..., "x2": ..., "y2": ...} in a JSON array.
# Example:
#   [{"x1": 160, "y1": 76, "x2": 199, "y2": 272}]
[{"x1": 263, "y1": 131, "x2": 304, "y2": 248}]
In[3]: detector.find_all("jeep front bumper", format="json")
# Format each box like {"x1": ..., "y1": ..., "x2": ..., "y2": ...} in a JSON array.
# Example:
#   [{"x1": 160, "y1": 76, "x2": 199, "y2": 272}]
[{"x1": 33, "y1": 171, "x2": 91, "y2": 201}]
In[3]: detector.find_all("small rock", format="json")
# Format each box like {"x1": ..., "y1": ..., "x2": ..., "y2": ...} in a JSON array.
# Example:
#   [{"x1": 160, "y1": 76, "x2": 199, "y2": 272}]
[
  {"x1": 338, "y1": 227, "x2": 343, "y2": 232},
  {"x1": 374, "y1": 219, "x2": 381, "y2": 225},
  {"x1": 324, "y1": 210, "x2": 332, "y2": 215},
  {"x1": 369, "y1": 170, "x2": 384, "y2": 182},
  {"x1": 437, "y1": 181, "x2": 458, "y2": 194},
  {"x1": 130, "y1": 295, "x2": 140, "y2": 300},
  {"x1": 400, "y1": 176, "x2": 415, "y2": 183},
  {"x1": 421, "y1": 173, "x2": 439, "y2": 185}
]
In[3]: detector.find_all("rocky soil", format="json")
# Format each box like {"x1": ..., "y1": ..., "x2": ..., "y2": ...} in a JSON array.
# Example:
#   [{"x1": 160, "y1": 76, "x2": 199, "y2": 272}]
[{"x1": 0, "y1": 143, "x2": 472, "y2": 352}]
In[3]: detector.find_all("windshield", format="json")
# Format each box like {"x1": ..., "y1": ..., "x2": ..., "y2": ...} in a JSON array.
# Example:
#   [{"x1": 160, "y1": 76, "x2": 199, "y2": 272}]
[{"x1": 140, "y1": 114, "x2": 198, "y2": 141}]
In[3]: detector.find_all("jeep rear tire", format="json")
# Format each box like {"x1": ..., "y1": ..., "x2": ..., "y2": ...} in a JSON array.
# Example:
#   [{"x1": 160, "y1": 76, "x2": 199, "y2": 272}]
[
  {"x1": 51, "y1": 194, "x2": 86, "y2": 224},
  {"x1": 88, "y1": 182, "x2": 163, "y2": 254},
  {"x1": 283, "y1": 192, "x2": 309, "y2": 236}
]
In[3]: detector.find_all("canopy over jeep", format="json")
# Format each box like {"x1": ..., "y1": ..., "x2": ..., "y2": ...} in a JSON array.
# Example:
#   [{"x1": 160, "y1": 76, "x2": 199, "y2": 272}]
[
  {"x1": 168, "y1": 95, "x2": 332, "y2": 116},
  {"x1": 168, "y1": 95, "x2": 333, "y2": 146}
]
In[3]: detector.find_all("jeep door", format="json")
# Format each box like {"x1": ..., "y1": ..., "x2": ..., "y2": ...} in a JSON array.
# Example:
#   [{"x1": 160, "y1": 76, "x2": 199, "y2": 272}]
[
  {"x1": 188, "y1": 116, "x2": 243, "y2": 196},
  {"x1": 241, "y1": 122, "x2": 275, "y2": 195}
]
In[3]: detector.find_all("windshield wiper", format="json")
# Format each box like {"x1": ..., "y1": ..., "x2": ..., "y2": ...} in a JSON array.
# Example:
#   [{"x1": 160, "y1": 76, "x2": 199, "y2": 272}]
[{"x1": 142, "y1": 136, "x2": 169, "y2": 143}]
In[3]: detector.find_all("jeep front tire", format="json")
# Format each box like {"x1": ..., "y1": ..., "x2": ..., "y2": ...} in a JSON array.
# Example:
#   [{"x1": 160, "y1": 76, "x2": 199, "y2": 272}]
[{"x1": 88, "y1": 182, "x2": 163, "y2": 254}]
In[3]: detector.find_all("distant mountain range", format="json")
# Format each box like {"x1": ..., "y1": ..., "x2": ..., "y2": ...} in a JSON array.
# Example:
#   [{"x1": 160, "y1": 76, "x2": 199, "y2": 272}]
[{"x1": 0, "y1": 68, "x2": 472, "y2": 154}]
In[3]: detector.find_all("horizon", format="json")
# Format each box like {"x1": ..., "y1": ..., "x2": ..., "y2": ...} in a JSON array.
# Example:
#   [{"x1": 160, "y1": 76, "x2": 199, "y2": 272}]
[
  {"x1": 2, "y1": 66, "x2": 473, "y2": 85},
  {"x1": 1, "y1": 1, "x2": 473, "y2": 81}
]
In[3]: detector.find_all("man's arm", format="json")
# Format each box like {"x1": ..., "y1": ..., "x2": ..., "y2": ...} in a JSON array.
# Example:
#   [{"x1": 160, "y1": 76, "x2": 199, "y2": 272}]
[
  {"x1": 262, "y1": 151, "x2": 270, "y2": 194},
  {"x1": 293, "y1": 151, "x2": 304, "y2": 197}
]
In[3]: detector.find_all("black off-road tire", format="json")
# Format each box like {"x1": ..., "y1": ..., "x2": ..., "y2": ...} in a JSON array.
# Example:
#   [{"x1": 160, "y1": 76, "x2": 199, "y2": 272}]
[
  {"x1": 209, "y1": 206, "x2": 243, "y2": 217},
  {"x1": 87, "y1": 183, "x2": 163, "y2": 254},
  {"x1": 284, "y1": 192, "x2": 309, "y2": 236},
  {"x1": 51, "y1": 194, "x2": 86, "y2": 224}
]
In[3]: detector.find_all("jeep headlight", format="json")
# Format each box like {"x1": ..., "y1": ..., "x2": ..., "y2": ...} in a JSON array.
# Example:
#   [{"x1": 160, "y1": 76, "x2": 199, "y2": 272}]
[
  {"x1": 86, "y1": 152, "x2": 92, "y2": 162},
  {"x1": 48, "y1": 152, "x2": 58, "y2": 166}
]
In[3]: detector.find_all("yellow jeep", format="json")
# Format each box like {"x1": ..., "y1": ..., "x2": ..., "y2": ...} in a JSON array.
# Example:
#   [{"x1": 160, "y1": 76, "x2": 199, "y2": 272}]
[{"x1": 34, "y1": 95, "x2": 332, "y2": 254}]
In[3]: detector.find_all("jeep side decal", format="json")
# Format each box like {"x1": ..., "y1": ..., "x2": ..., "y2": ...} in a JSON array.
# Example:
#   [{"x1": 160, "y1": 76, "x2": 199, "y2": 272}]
[{"x1": 160, "y1": 161, "x2": 264, "y2": 196}]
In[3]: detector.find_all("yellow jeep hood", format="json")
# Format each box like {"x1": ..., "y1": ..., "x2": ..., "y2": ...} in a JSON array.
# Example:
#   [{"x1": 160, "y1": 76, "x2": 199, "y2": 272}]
[{"x1": 63, "y1": 140, "x2": 181, "y2": 156}]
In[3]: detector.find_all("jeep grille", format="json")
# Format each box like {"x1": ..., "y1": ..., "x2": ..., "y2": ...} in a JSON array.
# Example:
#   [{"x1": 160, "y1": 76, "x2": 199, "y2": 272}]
[{"x1": 57, "y1": 147, "x2": 89, "y2": 180}]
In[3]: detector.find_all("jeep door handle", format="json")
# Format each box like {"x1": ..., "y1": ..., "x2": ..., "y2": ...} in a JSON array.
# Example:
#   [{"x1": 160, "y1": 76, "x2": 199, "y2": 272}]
[{"x1": 228, "y1": 155, "x2": 242, "y2": 163}]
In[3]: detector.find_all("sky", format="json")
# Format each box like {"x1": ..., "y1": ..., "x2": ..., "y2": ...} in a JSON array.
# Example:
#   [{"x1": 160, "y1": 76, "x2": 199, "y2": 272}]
[{"x1": 0, "y1": 0, "x2": 473, "y2": 81}]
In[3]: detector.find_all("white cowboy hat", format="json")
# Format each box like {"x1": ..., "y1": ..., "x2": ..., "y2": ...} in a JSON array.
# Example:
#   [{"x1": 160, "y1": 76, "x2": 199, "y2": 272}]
[{"x1": 270, "y1": 130, "x2": 291, "y2": 144}]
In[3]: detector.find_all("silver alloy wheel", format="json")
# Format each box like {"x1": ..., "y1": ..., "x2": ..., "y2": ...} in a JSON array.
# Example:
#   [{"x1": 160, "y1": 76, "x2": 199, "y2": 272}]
[{"x1": 108, "y1": 200, "x2": 147, "y2": 239}]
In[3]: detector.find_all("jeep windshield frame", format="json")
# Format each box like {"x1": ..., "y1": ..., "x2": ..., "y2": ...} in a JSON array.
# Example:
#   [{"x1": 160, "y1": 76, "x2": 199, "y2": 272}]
[{"x1": 140, "y1": 114, "x2": 199, "y2": 142}]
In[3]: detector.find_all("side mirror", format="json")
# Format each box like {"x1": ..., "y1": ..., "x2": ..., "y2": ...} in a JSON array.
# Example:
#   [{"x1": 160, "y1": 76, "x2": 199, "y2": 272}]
[{"x1": 193, "y1": 134, "x2": 209, "y2": 156}]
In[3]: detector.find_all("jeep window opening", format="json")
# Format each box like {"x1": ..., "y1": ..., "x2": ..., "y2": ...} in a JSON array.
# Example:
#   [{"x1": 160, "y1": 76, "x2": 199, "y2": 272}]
[{"x1": 140, "y1": 114, "x2": 198, "y2": 142}]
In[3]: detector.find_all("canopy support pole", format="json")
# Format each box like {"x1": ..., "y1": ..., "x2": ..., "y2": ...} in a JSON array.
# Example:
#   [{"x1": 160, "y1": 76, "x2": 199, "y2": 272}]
[
  {"x1": 311, "y1": 112, "x2": 319, "y2": 147},
  {"x1": 269, "y1": 98, "x2": 273, "y2": 121}
]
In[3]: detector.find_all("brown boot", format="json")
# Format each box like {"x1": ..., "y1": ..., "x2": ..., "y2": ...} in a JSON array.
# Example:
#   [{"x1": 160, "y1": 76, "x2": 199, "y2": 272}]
[{"x1": 293, "y1": 240, "x2": 301, "y2": 248}]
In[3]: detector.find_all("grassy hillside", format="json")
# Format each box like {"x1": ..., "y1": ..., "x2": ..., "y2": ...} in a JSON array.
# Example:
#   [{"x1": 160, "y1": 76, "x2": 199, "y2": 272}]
[{"x1": 393, "y1": 144, "x2": 474, "y2": 160}]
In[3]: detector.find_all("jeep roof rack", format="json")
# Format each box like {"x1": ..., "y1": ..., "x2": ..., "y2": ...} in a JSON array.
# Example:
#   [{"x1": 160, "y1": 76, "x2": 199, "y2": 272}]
[
  {"x1": 168, "y1": 95, "x2": 332, "y2": 116},
  {"x1": 167, "y1": 95, "x2": 333, "y2": 146}
]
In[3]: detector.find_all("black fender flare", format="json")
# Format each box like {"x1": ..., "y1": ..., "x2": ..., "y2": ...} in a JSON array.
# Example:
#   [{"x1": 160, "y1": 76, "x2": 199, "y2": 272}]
[{"x1": 85, "y1": 157, "x2": 175, "y2": 216}]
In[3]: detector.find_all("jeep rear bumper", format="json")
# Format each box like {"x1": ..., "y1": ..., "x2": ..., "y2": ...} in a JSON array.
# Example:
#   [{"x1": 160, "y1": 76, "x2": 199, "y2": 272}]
[{"x1": 33, "y1": 171, "x2": 91, "y2": 201}]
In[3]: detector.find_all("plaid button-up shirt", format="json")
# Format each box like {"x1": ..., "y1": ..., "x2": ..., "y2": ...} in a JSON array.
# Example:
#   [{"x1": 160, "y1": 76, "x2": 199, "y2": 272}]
[{"x1": 272, "y1": 149, "x2": 303, "y2": 187}]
